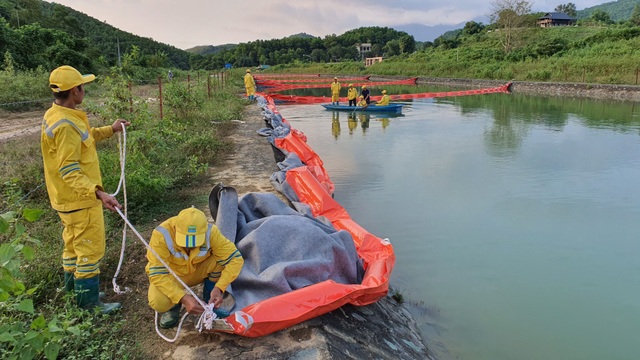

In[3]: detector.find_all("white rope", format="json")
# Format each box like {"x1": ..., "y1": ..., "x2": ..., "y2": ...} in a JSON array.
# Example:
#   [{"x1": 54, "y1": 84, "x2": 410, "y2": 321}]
[
  {"x1": 110, "y1": 124, "x2": 130, "y2": 295},
  {"x1": 108, "y1": 123, "x2": 217, "y2": 342},
  {"x1": 115, "y1": 207, "x2": 218, "y2": 341}
]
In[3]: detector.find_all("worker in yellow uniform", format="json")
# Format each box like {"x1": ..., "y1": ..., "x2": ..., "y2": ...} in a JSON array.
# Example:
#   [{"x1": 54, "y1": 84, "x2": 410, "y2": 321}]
[
  {"x1": 41, "y1": 65, "x2": 130, "y2": 314},
  {"x1": 244, "y1": 69, "x2": 256, "y2": 101},
  {"x1": 347, "y1": 83, "x2": 358, "y2": 106},
  {"x1": 356, "y1": 95, "x2": 368, "y2": 107},
  {"x1": 146, "y1": 207, "x2": 244, "y2": 329},
  {"x1": 330, "y1": 77, "x2": 341, "y2": 105},
  {"x1": 376, "y1": 89, "x2": 390, "y2": 106}
]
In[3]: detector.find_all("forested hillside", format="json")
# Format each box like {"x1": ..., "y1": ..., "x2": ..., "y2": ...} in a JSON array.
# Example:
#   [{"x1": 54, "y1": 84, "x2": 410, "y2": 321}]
[
  {"x1": 577, "y1": 0, "x2": 639, "y2": 21},
  {"x1": 0, "y1": 0, "x2": 415, "y2": 73},
  {"x1": 188, "y1": 26, "x2": 415, "y2": 69}
]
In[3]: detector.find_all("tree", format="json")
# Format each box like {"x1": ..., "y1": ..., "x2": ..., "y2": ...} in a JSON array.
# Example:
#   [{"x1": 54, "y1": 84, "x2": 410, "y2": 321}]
[
  {"x1": 489, "y1": 0, "x2": 533, "y2": 53},
  {"x1": 629, "y1": 4, "x2": 640, "y2": 26},
  {"x1": 399, "y1": 35, "x2": 416, "y2": 54},
  {"x1": 554, "y1": 3, "x2": 577, "y2": 17},
  {"x1": 590, "y1": 9, "x2": 613, "y2": 24},
  {"x1": 463, "y1": 21, "x2": 485, "y2": 36}
]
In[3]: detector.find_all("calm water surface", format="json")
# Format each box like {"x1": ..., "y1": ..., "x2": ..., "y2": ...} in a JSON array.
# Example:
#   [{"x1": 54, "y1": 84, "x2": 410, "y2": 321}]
[{"x1": 276, "y1": 93, "x2": 640, "y2": 360}]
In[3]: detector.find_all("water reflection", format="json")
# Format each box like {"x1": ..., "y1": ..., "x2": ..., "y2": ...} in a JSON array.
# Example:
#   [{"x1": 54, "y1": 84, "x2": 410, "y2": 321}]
[
  {"x1": 358, "y1": 113, "x2": 370, "y2": 134},
  {"x1": 331, "y1": 111, "x2": 340, "y2": 139},
  {"x1": 437, "y1": 93, "x2": 640, "y2": 157},
  {"x1": 328, "y1": 111, "x2": 399, "y2": 138},
  {"x1": 347, "y1": 112, "x2": 357, "y2": 135}
]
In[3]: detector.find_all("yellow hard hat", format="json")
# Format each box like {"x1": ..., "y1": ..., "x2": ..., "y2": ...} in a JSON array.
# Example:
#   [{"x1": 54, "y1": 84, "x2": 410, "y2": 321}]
[
  {"x1": 246, "y1": 69, "x2": 251, "y2": 73},
  {"x1": 333, "y1": 76, "x2": 338, "y2": 80},
  {"x1": 359, "y1": 95, "x2": 364, "y2": 99},
  {"x1": 382, "y1": 90, "x2": 387, "y2": 94},
  {"x1": 348, "y1": 83, "x2": 353, "y2": 87},
  {"x1": 362, "y1": 85, "x2": 367, "y2": 89}
]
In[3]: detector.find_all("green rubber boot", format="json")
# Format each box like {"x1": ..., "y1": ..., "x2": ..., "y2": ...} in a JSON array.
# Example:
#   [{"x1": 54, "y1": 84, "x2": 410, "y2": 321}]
[
  {"x1": 75, "y1": 276, "x2": 121, "y2": 314},
  {"x1": 65, "y1": 272, "x2": 105, "y2": 299},
  {"x1": 160, "y1": 304, "x2": 182, "y2": 329},
  {"x1": 63, "y1": 272, "x2": 75, "y2": 293}
]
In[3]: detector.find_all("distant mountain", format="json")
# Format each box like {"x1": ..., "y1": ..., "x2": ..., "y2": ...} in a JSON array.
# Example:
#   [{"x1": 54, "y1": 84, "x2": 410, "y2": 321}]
[
  {"x1": 284, "y1": 32, "x2": 319, "y2": 39},
  {"x1": 577, "y1": 0, "x2": 638, "y2": 21},
  {"x1": 395, "y1": 16, "x2": 488, "y2": 42},
  {"x1": 185, "y1": 43, "x2": 237, "y2": 55},
  {"x1": 187, "y1": 33, "x2": 319, "y2": 55}
]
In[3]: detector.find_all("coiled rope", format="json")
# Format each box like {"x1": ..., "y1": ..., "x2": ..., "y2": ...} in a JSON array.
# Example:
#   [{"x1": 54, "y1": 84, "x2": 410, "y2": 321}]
[{"x1": 108, "y1": 123, "x2": 217, "y2": 342}]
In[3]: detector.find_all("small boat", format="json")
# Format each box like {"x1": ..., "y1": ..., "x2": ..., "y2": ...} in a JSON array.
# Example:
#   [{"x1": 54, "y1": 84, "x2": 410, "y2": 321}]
[{"x1": 322, "y1": 103, "x2": 403, "y2": 114}]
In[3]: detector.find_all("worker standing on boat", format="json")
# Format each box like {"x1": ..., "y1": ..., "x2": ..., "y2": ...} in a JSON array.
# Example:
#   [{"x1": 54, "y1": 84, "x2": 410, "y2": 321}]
[
  {"x1": 376, "y1": 90, "x2": 390, "y2": 106},
  {"x1": 347, "y1": 83, "x2": 358, "y2": 106},
  {"x1": 330, "y1": 77, "x2": 341, "y2": 105},
  {"x1": 42, "y1": 65, "x2": 130, "y2": 314},
  {"x1": 361, "y1": 85, "x2": 371, "y2": 105},
  {"x1": 244, "y1": 69, "x2": 256, "y2": 101},
  {"x1": 146, "y1": 207, "x2": 244, "y2": 329}
]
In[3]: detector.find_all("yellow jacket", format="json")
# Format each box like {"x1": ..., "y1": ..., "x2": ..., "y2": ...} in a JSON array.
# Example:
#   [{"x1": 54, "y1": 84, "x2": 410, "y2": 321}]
[
  {"x1": 145, "y1": 217, "x2": 244, "y2": 304},
  {"x1": 244, "y1": 73, "x2": 255, "y2": 88},
  {"x1": 357, "y1": 99, "x2": 368, "y2": 106},
  {"x1": 330, "y1": 81, "x2": 341, "y2": 95},
  {"x1": 41, "y1": 103, "x2": 114, "y2": 212},
  {"x1": 376, "y1": 94, "x2": 391, "y2": 106},
  {"x1": 347, "y1": 87, "x2": 357, "y2": 100}
]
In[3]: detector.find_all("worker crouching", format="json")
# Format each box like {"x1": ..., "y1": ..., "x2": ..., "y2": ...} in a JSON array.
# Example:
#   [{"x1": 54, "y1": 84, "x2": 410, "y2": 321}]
[{"x1": 146, "y1": 207, "x2": 244, "y2": 329}]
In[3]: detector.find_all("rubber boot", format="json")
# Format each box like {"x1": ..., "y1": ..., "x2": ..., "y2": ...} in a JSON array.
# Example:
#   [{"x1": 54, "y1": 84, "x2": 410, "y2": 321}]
[
  {"x1": 159, "y1": 304, "x2": 182, "y2": 329},
  {"x1": 65, "y1": 272, "x2": 105, "y2": 299},
  {"x1": 75, "y1": 276, "x2": 121, "y2": 314},
  {"x1": 63, "y1": 272, "x2": 75, "y2": 293},
  {"x1": 203, "y1": 279, "x2": 230, "y2": 318}
]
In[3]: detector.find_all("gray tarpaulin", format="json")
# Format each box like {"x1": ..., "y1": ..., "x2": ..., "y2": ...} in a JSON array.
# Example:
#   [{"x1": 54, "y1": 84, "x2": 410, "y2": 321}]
[{"x1": 209, "y1": 184, "x2": 364, "y2": 312}]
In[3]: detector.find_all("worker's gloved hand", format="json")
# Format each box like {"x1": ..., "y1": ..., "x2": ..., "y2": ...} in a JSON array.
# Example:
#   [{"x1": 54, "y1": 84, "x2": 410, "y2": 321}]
[{"x1": 180, "y1": 295, "x2": 204, "y2": 315}]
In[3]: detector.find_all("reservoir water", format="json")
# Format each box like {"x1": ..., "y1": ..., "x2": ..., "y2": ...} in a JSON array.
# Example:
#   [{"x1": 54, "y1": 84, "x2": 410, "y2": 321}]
[{"x1": 275, "y1": 91, "x2": 640, "y2": 360}]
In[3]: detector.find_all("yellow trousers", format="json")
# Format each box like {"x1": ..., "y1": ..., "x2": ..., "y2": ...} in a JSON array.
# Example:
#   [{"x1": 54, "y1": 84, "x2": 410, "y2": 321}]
[
  {"x1": 148, "y1": 254, "x2": 223, "y2": 312},
  {"x1": 331, "y1": 93, "x2": 340, "y2": 102},
  {"x1": 245, "y1": 85, "x2": 256, "y2": 97},
  {"x1": 58, "y1": 205, "x2": 105, "y2": 279}
]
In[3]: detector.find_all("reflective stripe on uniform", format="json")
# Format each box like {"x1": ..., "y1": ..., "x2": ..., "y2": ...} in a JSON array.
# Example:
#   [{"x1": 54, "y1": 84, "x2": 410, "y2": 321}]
[{"x1": 42, "y1": 118, "x2": 89, "y2": 141}]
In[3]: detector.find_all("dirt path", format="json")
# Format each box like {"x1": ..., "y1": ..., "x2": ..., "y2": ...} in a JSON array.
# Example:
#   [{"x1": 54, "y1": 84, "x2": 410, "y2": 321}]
[{"x1": 0, "y1": 110, "x2": 43, "y2": 142}]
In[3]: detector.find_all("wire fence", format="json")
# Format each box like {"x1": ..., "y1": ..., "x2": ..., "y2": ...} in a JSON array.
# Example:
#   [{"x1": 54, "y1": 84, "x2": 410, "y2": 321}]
[{"x1": 0, "y1": 71, "x2": 231, "y2": 118}]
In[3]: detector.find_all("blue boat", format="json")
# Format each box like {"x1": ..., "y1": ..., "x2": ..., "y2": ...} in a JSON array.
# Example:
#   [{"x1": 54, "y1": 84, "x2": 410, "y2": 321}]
[{"x1": 322, "y1": 103, "x2": 403, "y2": 114}]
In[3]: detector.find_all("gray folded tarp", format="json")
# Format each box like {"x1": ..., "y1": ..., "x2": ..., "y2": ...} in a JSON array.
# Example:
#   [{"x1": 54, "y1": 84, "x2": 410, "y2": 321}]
[{"x1": 209, "y1": 184, "x2": 364, "y2": 312}]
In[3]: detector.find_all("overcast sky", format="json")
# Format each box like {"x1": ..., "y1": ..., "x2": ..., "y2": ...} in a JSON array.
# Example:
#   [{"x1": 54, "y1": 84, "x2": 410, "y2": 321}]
[{"x1": 51, "y1": 0, "x2": 608, "y2": 50}]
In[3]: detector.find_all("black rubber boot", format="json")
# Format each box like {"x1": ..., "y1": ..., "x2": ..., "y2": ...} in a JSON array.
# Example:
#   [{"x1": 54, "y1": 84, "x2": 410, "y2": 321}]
[
  {"x1": 160, "y1": 304, "x2": 182, "y2": 329},
  {"x1": 75, "y1": 275, "x2": 121, "y2": 314}
]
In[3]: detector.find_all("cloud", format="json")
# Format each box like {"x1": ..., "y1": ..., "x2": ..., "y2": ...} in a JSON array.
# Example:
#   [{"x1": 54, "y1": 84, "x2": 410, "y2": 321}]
[{"x1": 51, "y1": 0, "x2": 612, "y2": 49}]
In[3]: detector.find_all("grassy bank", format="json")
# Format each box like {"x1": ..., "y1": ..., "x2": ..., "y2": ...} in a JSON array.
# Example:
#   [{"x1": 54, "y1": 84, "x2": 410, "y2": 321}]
[
  {"x1": 0, "y1": 68, "x2": 248, "y2": 359},
  {"x1": 269, "y1": 26, "x2": 640, "y2": 85}
]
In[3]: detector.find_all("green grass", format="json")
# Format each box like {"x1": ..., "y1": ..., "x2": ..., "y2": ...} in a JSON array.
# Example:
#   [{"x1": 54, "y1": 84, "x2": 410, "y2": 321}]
[
  {"x1": 0, "y1": 68, "x2": 248, "y2": 358},
  {"x1": 265, "y1": 25, "x2": 640, "y2": 85}
]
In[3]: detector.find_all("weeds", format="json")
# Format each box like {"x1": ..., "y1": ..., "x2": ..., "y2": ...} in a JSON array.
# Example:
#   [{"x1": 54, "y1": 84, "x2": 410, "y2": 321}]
[{"x1": 0, "y1": 69, "x2": 247, "y2": 358}]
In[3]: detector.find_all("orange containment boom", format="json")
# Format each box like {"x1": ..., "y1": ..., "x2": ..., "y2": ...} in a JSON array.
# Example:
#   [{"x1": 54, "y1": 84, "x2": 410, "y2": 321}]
[
  {"x1": 269, "y1": 82, "x2": 513, "y2": 104},
  {"x1": 212, "y1": 95, "x2": 395, "y2": 337}
]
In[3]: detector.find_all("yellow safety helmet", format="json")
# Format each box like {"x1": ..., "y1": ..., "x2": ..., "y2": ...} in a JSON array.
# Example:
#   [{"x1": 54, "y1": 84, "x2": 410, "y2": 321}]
[
  {"x1": 382, "y1": 90, "x2": 387, "y2": 94},
  {"x1": 362, "y1": 85, "x2": 367, "y2": 89},
  {"x1": 359, "y1": 95, "x2": 364, "y2": 99},
  {"x1": 246, "y1": 69, "x2": 251, "y2": 73}
]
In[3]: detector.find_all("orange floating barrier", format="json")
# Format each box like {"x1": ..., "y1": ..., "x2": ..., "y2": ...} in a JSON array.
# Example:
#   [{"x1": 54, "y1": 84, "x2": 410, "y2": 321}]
[{"x1": 208, "y1": 95, "x2": 394, "y2": 337}]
